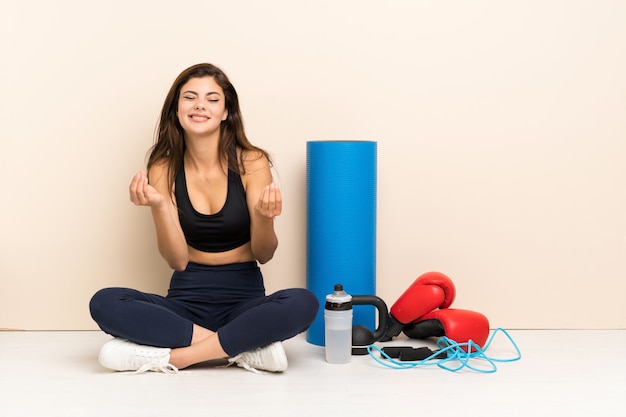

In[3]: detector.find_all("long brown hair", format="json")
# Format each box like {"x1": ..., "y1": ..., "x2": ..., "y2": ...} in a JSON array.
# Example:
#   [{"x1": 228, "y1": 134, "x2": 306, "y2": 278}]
[{"x1": 146, "y1": 63, "x2": 271, "y2": 196}]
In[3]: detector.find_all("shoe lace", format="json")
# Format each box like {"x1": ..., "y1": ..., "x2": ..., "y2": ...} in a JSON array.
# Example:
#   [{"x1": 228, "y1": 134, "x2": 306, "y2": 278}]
[
  {"x1": 227, "y1": 352, "x2": 265, "y2": 374},
  {"x1": 134, "y1": 363, "x2": 179, "y2": 374}
]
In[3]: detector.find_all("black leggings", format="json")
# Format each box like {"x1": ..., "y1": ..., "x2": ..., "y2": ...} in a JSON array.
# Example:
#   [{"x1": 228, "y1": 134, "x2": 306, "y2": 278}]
[{"x1": 89, "y1": 262, "x2": 319, "y2": 356}]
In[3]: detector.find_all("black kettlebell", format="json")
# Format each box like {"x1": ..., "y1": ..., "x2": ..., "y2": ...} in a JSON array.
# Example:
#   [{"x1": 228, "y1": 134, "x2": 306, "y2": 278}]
[{"x1": 351, "y1": 295, "x2": 389, "y2": 349}]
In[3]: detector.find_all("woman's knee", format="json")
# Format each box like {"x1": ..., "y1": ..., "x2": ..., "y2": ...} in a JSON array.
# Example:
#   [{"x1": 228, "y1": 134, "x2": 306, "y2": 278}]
[
  {"x1": 281, "y1": 288, "x2": 320, "y2": 325},
  {"x1": 89, "y1": 287, "x2": 123, "y2": 322}
]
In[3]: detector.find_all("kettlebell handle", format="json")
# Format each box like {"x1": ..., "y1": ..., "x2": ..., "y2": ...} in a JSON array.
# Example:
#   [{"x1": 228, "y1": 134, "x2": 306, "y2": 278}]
[{"x1": 352, "y1": 295, "x2": 389, "y2": 344}]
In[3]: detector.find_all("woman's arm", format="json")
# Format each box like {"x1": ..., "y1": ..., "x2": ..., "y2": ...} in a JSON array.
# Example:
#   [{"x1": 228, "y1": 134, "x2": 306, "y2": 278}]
[
  {"x1": 242, "y1": 151, "x2": 281, "y2": 264},
  {"x1": 129, "y1": 163, "x2": 189, "y2": 271}
]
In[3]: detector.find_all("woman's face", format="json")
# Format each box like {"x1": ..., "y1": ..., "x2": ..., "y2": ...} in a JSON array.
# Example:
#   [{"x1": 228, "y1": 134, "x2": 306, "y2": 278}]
[{"x1": 177, "y1": 76, "x2": 228, "y2": 138}]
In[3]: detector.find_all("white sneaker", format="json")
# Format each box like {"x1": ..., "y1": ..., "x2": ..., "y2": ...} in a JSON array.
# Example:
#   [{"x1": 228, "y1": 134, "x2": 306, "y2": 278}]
[
  {"x1": 229, "y1": 342, "x2": 288, "y2": 373},
  {"x1": 98, "y1": 338, "x2": 178, "y2": 374}
]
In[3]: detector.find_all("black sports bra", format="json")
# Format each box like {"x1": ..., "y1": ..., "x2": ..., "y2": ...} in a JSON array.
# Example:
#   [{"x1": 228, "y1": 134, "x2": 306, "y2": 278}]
[{"x1": 174, "y1": 163, "x2": 251, "y2": 252}]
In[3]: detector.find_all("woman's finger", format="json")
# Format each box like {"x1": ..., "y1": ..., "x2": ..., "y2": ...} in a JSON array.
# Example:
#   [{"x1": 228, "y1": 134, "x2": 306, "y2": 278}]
[
  {"x1": 129, "y1": 172, "x2": 148, "y2": 205},
  {"x1": 273, "y1": 184, "x2": 282, "y2": 216}
]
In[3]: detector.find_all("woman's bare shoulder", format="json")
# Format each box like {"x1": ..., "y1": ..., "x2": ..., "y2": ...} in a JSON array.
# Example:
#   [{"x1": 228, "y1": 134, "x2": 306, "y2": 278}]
[
  {"x1": 238, "y1": 148, "x2": 270, "y2": 174},
  {"x1": 147, "y1": 159, "x2": 171, "y2": 189}
]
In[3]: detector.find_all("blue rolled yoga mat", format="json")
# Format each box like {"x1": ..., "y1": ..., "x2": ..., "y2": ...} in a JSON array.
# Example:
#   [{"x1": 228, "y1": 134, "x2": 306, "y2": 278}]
[{"x1": 306, "y1": 140, "x2": 377, "y2": 346}]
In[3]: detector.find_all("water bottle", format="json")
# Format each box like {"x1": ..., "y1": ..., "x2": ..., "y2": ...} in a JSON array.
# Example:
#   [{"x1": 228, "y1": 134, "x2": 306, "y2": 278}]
[{"x1": 324, "y1": 284, "x2": 353, "y2": 364}]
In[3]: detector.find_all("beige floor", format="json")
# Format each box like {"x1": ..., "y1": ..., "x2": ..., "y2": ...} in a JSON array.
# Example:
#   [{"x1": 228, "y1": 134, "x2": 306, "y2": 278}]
[{"x1": 0, "y1": 329, "x2": 624, "y2": 417}]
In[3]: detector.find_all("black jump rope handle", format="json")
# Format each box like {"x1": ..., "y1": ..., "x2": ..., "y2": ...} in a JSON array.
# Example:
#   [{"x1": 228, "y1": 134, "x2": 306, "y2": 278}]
[{"x1": 381, "y1": 346, "x2": 447, "y2": 361}]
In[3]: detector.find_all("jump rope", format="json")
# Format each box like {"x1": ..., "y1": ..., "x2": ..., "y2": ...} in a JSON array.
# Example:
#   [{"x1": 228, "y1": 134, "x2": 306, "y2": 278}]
[{"x1": 365, "y1": 328, "x2": 521, "y2": 373}]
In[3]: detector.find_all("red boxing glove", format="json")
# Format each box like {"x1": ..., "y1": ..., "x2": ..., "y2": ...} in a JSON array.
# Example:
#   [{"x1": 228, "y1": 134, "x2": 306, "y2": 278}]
[
  {"x1": 403, "y1": 308, "x2": 490, "y2": 350},
  {"x1": 384, "y1": 272, "x2": 456, "y2": 340},
  {"x1": 391, "y1": 272, "x2": 456, "y2": 322}
]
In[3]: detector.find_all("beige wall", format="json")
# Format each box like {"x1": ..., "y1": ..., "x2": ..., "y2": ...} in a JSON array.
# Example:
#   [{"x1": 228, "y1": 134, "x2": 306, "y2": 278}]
[{"x1": 1, "y1": 0, "x2": 624, "y2": 330}]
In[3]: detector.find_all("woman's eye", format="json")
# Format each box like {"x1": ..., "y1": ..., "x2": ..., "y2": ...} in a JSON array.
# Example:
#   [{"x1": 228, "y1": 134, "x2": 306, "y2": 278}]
[
  {"x1": 183, "y1": 96, "x2": 194, "y2": 100},
  {"x1": 209, "y1": 99, "x2": 219, "y2": 103}
]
